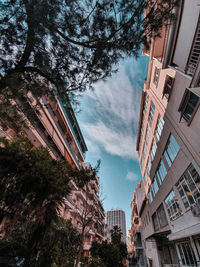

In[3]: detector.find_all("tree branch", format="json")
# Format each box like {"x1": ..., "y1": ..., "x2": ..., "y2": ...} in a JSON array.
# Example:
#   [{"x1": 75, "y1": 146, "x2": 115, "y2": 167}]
[{"x1": 14, "y1": 0, "x2": 35, "y2": 70}]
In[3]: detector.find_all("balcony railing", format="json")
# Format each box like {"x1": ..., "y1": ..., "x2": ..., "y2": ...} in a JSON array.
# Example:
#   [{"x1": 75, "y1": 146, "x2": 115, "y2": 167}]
[
  {"x1": 41, "y1": 97, "x2": 80, "y2": 168},
  {"x1": 186, "y1": 19, "x2": 200, "y2": 76},
  {"x1": 163, "y1": 264, "x2": 180, "y2": 267}
]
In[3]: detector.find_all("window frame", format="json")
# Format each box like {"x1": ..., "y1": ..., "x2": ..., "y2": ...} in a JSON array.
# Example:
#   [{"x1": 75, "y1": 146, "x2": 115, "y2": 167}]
[
  {"x1": 152, "y1": 177, "x2": 159, "y2": 197},
  {"x1": 150, "y1": 139, "x2": 157, "y2": 161},
  {"x1": 152, "y1": 203, "x2": 168, "y2": 231},
  {"x1": 153, "y1": 67, "x2": 160, "y2": 86},
  {"x1": 176, "y1": 164, "x2": 200, "y2": 210},
  {"x1": 163, "y1": 134, "x2": 180, "y2": 167},
  {"x1": 164, "y1": 190, "x2": 182, "y2": 221},
  {"x1": 148, "y1": 102, "x2": 155, "y2": 126},
  {"x1": 178, "y1": 88, "x2": 200, "y2": 125},
  {"x1": 177, "y1": 241, "x2": 197, "y2": 266},
  {"x1": 162, "y1": 75, "x2": 174, "y2": 100},
  {"x1": 156, "y1": 160, "x2": 167, "y2": 185},
  {"x1": 154, "y1": 115, "x2": 165, "y2": 142}
]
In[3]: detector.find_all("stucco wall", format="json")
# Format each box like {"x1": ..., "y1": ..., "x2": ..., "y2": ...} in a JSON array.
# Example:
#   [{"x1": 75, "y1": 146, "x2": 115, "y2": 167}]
[{"x1": 173, "y1": 0, "x2": 200, "y2": 70}]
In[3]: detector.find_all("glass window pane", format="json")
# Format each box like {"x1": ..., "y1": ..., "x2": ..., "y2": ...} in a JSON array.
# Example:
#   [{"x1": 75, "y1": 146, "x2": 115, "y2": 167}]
[
  {"x1": 157, "y1": 204, "x2": 168, "y2": 228},
  {"x1": 164, "y1": 151, "x2": 172, "y2": 167},
  {"x1": 170, "y1": 135, "x2": 180, "y2": 153},
  {"x1": 178, "y1": 244, "x2": 186, "y2": 265},
  {"x1": 182, "y1": 181, "x2": 195, "y2": 205},
  {"x1": 164, "y1": 191, "x2": 182, "y2": 221},
  {"x1": 164, "y1": 134, "x2": 180, "y2": 167}
]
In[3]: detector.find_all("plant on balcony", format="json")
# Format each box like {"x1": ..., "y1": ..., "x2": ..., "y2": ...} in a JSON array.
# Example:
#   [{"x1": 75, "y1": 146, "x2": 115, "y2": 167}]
[{"x1": 0, "y1": 136, "x2": 97, "y2": 267}]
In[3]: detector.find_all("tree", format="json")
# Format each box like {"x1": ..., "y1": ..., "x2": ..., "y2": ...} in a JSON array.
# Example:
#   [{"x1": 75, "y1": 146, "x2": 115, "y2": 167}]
[
  {"x1": 0, "y1": 0, "x2": 179, "y2": 118},
  {"x1": 0, "y1": 217, "x2": 81, "y2": 267},
  {"x1": 69, "y1": 177, "x2": 103, "y2": 267},
  {"x1": 0, "y1": 136, "x2": 97, "y2": 266},
  {"x1": 89, "y1": 226, "x2": 127, "y2": 267}
]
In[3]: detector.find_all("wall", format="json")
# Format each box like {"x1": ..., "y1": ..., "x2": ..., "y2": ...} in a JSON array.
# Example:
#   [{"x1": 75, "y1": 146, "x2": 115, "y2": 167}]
[{"x1": 173, "y1": 0, "x2": 200, "y2": 70}]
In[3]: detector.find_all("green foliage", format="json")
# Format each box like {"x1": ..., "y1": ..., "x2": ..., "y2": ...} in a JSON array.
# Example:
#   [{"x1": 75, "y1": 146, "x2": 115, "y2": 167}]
[
  {"x1": 0, "y1": 136, "x2": 97, "y2": 266},
  {"x1": 0, "y1": 217, "x2": 81, "y2": 267},
  {"x1": 0, "y1": 0, "x2": 179, "y2": 118},
  {"x1": 111, "y1": 225, "x2": 122, "y2": 246},
  {"x1": 0, "y1": 136, "x2": 71, "y2": 221},
  {"x1": 89, "y1": 226, "x2": 127, "y2": 267},
  {"x1": 0, "y1": 0, "x2": 180, "y2": 132}
]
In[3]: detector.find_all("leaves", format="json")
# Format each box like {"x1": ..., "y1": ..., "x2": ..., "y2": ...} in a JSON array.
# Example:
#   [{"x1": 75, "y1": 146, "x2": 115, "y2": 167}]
[
  {"x1": 0, "y1": 136, "x2": 97, "y2": 266},
  {"x1": 0, "y1": 0, "x2": 179, "y2": 97},
  {"x1": 90, "y1": 226, "x2": 127, "y2": 267}
]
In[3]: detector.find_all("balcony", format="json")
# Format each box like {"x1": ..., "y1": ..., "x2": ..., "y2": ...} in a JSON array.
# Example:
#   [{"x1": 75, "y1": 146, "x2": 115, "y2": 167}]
[
  {"x1": 69, "y1": 180, "x2": 78, "y2": 191},
  {"x1": 41, "y1": 97, "x2": 81, "y2": 168},
  {"x1": 76, "y1": 190, "x2": 86, "y2": 201},
  {"x1": 66, "y1": 195, "x2": 76, "y2": 207}
]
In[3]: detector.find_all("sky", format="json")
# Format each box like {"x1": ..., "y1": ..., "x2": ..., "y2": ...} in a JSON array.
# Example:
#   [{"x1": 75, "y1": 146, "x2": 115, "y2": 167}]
[{"x1": 77, "y1": 54, "x2": 148, "y2": 233}]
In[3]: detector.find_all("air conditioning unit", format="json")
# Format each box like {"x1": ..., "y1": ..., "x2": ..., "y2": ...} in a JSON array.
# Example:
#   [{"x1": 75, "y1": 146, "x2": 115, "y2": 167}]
[{"x1": 191, "y1": 199, "x2": 200, "y2": 217}]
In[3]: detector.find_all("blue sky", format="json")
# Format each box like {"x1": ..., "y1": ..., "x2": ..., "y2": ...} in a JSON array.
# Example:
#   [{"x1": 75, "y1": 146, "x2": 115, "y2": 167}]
[{"x1": 77, "y1": 55, "x2": 148, "y2": 232}]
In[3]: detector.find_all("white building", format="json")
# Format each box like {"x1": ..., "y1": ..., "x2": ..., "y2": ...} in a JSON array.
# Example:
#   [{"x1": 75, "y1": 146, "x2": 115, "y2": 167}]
[{"x1": 106, "y1": 209, "x2": 126, "y2": 243}]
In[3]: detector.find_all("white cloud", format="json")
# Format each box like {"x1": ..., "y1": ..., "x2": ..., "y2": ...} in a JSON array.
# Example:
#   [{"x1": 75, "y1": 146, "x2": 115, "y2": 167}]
[
  {"x1": 84, "y1": 138, "x2": 101, "y2": 158},
  {"x1": 126, "y1": 171, "x2": 139, "y2": 182},
  {"x1": 84, "y1": 121, "x2": 138, "y2": 160},
  {"x1": 81, "y1": 58, "x2": 144, "y2": 161},
  {"x1": 87, "y1": 63, "x2": 142, "y2": 131}
]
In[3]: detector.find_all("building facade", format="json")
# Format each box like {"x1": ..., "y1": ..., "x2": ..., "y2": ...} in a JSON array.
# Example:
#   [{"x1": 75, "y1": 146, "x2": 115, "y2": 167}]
[
  {"x1": 0, "y1": 88, "x2": 105, "y2": 254},
  {"x1": 133, "y1": 1, "x2": 200, "y2": 266},
  {"x1": 106, "y1": 209, "x2": 126, "y2": 243}
]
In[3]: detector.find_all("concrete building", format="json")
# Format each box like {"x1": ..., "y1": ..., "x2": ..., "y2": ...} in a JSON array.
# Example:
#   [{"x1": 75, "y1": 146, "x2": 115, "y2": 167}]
[
  {"x1": 106, "y1": 209, "x2": 126, "y2": 243},
  {"x1": 133, "y1": 1, "x2": 200, "y2": 266},
  {"x1": 0, "y1": 88, "x2": 105, "y2": 255},
  {"x1": 130, "y1": 184, "x2": 146, "y2": 267}
]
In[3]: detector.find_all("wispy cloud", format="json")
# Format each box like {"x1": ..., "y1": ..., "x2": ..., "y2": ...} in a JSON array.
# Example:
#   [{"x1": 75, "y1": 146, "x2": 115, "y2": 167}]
[
  {"x1": 126, "y1": 171, "x2": 139, "y2": 182},
  {"x1": 80, "y1": 58, "x2": 145, "y2": 161},
  {"x1": 84, "y1": 121, "x2": 138, "y2": 160}
]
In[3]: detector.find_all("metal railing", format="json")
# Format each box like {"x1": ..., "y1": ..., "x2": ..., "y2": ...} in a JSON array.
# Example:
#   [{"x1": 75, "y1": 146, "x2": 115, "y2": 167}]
[
  {"x1": 163, "y1": 264, "x2": 180, "y2": 267},
  {"x1": 186, "y1": 19, "x2": 200, "y2": 76}
]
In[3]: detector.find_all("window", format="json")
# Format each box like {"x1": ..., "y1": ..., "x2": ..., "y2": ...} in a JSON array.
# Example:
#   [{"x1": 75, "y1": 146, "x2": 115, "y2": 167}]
[
  {"x1": 152, "y1": 212, "x2": 159, "y2": 231},
  {"x1": 148, "y1": 190, "x2": 153, "y2": 204},
  {"x1": 138, "y1": 131, "x2": 143, "y2": 155},
  {"x1": 148, "y1": 102, "x2": 155, "y2": 125},
  {"x1": 139, "y1": 117, "x2": 145, "y2": 154},
  {"x1": 146, "y1": 158, "x2": 152, "y2": 175},
  {"x1": 156, "y1": 160, "x2": 167, "y2": 184},
  {"x1": 140, "y1": 157, "x2": 144, "y2": 170},
  {"x1": 163, "y1": 134, "x2": 180, "y2": 167},
  {"x1": 163, "y1": 75, "x2": 174, "y2": 99},
  {"x1": 179, "y1": 88, "x2": 199, "y2": 123},
  {"x1": 143, "y1": 93, "x2": 149, "y2": 115},
  {"x1": 152, "y1": 204, "x2": 168, "y2": 231},
  {"x1": 153, "y1": 67, "x2": 160, "y2": 85},
  {"x1": 177, "y1": 242, "x2": 196, "y2": 266},
  {"x1": 152, "y1": 177, "x2": 159, "y2": 196},
  {"x1": 154, "y1": 115, "x2": 164, "y2": 142},
  {"x1": 150, "y1": 139, "x2": 157, "y2": 161},
  {"x1": 145, "y1": 124, "x2": 150, "y2": 144},
  {"x1": 176, "y1": 164, "x2": 200, "y2": 209},
  {"x1": 142, "y1": 143, "x2": 147, "y2": 161},
  {"x1": 144, "y1": 170, "x2": 148, "y2": 184},
  {"x1": 164, "y1": 190, "x2": 182, "y2": 221},
  {"x1": 157, "y1": 204, "x2": 168, "y2": 228}
]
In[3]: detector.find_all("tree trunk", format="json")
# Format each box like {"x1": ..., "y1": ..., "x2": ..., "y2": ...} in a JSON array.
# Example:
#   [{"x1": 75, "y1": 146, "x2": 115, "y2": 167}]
[{"x1": 74, "y1": 227, "x2": 85, "y2": 267}]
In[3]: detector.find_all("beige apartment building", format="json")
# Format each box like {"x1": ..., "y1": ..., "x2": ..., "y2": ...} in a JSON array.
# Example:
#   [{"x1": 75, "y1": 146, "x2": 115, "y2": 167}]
[
  {"x1": 0, "y1": 87, "x2": 105, "y2": 255},
  {"x1": 133, "y1": 0, "x2": 200, "y2": 266}
]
